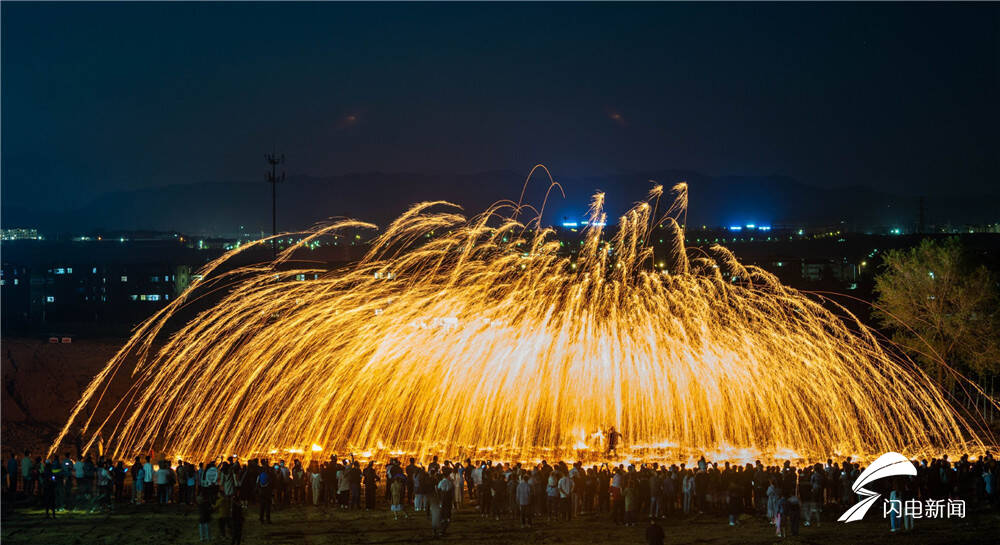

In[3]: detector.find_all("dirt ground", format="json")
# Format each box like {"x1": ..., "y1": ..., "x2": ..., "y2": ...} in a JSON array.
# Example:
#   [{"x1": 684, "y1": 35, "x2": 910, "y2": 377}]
[{"x1": 2, "y1": 499, "x2": 999, "y2": 545}]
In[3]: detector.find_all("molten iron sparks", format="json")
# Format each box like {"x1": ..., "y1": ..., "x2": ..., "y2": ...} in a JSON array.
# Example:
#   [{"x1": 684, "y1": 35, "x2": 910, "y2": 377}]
[{"x1": 52, "y1": 180, "x2": 983, "y2": 462}]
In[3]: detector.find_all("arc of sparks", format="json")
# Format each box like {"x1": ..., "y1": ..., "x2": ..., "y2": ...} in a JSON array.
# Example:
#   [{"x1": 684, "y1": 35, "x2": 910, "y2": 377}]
[{"x1": 52, "y1": 180, "x2": 984, "y2": 462}]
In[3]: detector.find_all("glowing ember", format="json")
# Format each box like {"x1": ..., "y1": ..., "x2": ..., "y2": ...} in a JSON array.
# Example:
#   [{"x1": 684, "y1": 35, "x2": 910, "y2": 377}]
[{"x1": 52, "y1": 179, "x2": 983, "y2": 462}]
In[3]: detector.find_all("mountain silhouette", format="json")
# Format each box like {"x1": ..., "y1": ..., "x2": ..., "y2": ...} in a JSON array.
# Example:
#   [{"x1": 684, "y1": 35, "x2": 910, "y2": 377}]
[{"x1": 3, "y1": 170, "x2": 995, "y2": 235}]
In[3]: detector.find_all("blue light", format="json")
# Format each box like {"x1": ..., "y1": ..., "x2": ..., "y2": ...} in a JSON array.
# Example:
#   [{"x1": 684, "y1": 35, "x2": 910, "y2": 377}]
[
  {"x1": 729, "y1": 226, "x2": 742, "y2": 232},
  {"x1": 561, "y1": 222, "x2": 578, "y2": 228},
  {"x1": 745, "y1": 224, "x2": 756, "y2": 229},
  {"x1": 759, "y1": 225, "x2": 771, "y2": 231}
]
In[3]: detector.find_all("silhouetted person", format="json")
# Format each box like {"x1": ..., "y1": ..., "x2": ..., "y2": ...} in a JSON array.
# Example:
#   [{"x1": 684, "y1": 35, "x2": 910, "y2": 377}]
[
  {"x1": 606, "y1": 427, "x2": 623, "y2": 456},
  {"x1": 645, "y1": 517, "x2": 665, "y2": 545},
  {"x1": 362, "y1": 461, "x2": 379, "y2": 510},
  {"x1": 41, "y1": 463, "x2": 57, "y2": 518},
  {"x1": 231, "y1": 500, "x2": 245, "y2": 545},
  {"x1": 256, "y1": 467, "x2": 272, "y2": 523},
  {"x1": 197, "y1": 492, "x2": 213, "y2": 541}
]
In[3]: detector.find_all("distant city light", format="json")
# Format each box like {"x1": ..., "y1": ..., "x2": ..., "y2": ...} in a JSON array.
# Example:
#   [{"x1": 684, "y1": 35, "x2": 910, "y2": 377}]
[
  {"x1": 561, "y1": 222, "x2": 579, "y2": 228},
  {"x1": 729, "y1": 226, "x2": 742, "y2": 231},
  {"x1": 745, "y1": 224, "x2": 756, "y2": 229},
  {"x1": 1, "y1": 228, "x2": 42, "y2": 241}
]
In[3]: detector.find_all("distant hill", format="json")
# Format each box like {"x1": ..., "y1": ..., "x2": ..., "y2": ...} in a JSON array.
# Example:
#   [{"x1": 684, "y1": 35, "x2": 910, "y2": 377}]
[{"x1": 3, "y1": 170, "x2": 996, "y2": 235}]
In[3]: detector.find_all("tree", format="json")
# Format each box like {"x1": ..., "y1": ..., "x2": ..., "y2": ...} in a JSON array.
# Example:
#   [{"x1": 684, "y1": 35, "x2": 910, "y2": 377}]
[{"x1": 873, "y1": 238, "x2": 1000, "y2": 388}]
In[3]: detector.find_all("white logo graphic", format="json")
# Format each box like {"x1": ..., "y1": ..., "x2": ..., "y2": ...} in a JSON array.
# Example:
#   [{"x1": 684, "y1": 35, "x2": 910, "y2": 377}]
[{"x1": 838, "y1": 452, "x2": 916, "y2": 523}]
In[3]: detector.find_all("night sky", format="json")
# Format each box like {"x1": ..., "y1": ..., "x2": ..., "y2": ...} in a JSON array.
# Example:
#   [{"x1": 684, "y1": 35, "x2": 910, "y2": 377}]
[{"x1": 2, "y1": 2, "x2": 997, "y2": 213}]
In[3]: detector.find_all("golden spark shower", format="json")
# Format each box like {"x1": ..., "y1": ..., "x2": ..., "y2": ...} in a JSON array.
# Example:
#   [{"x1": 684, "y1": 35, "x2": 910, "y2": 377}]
[{"x1": 52, "y1": 176, "x2": 985, "y2": 463}]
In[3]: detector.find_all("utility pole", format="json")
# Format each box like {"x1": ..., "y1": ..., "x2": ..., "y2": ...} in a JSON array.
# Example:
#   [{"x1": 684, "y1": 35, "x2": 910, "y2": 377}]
[{"x1": 266, "y1": 150, "x2": 285, "y2": 258}]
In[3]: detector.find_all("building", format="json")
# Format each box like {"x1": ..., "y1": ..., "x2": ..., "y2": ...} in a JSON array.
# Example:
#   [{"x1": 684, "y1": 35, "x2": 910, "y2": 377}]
[{"x1": 1, "y1": 228, "x2": 42, "y2": 241}]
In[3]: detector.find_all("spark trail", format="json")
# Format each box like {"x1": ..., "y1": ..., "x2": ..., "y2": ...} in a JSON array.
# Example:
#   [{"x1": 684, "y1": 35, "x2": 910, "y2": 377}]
[{"x1": 52, "y1": 181, "x2": 982, "y2": 462}]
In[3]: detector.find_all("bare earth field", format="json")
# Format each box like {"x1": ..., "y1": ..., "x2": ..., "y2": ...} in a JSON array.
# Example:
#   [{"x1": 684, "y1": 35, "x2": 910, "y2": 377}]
[{"x1": 2, "y1": 501, "x2": 999, "y2": 545}]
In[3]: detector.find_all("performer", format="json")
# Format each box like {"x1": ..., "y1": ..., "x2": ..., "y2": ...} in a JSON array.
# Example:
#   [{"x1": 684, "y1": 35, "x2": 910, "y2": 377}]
[{"x1": 605, "y1": 426, "x2": 623, "y2": 457}]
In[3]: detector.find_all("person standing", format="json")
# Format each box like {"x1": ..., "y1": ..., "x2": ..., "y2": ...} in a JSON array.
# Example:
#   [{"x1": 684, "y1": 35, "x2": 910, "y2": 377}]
[
  {"x1": 412, "y1": 469, "x2": 426, "y2": 512},
  {"x1": 142, "y1": 456, "x2": 154, "y2": 503},
  {"x1": 336, "y1": 464, "x2": 350, "y2": 509},
  {"x1": 404, "y1": 458, "x2": 417, "y2": 505},
  {"x1": 7, "y1": 452, "x2": 18, "y2": 494},
  {"x1": 73, "y1": 455, "x2": 86, "y2": 502},
  {"x1": 785, "y1": 491, "x2": 801, "y2": 536},
  {"x1": 611, "y1": 468, "x2": 626, "y2": 523},
  {"x1": 50, "y1": 454, "x2": 65, "y2": 510},
  {"x1": 292, "y1": 460, "x2": 305, "y2": 504},
  {"x1": 624, "y1": 478, "x2": 638, "y2": 526},
  {"x1": 20, "y1": 450, "x2": 34, "y2": 496},
  {"x1": 390, "y1": 476, "x2": 406, "y2": 520},
  {"x1": 203, "y1": 462, "x2": 220, "y2": 502},
  {"x1": 257, "y1": 466, "x2": 273, "y2": 523},
  {"x1": 766, "y1": 479, "x2": 780, "y2": 525},
  {"x1": 645, "y1": 517, "x2": 665, "y2": 545},
  {"x1": 775, "y1": 494, "x2": 787, "y2": 537},
  {"x1": 309, "y1": 464, "x2": 323, "y2": 506},
  {"x1": 516, "y1": 474, "x2": 533, "y2": 528},
  {"x1": 176, "y1": 462, "x2": 188, "y2": 505},
  {"x1": 347, "y1": 461, "x2": 362, "y2": 509},
  {"x1": 727, "y1": 481, "x2": 742, "y2": 526},
  {"x1": 605, "y1": 427, "x2": 623, "y2": 457},
  {"x1": 437, "y1": 469, "x2": 455, "y2": 525},
  {"x1": 221, "y1": 463, "x2": 237, "y2": 500},
  {"x1": 546, "y1": 471, "x2": 560, "y2": 521},
  {"x1": 97, "y1": 461, "x2": 113, "y2": 511},
  {"x1": 28, "y1": 456, "x2": 41, "y2": 500},
  {"x1": 197, "y1": 492, "x2": 213, "y2": 541},
  {"x1": 134, "y1": 462, "x2": 145, "y2": 505},
  {"x1": 230, "y1": 499, "x2": 245, "y2": 545},
  {"x1": 113, "y1": 461, "x2": 126, "y2": 503},
  {"x1": 428, "y1": 484, "x2": 445, "y2": 538},
  {"x1": 155, "y1": 461, "x2": 173, "y2": 504},
  {"x1": 215, "y1": 493, "x2": 232, "y2": 539},
  {"x1": 185, "y1": 462, "x2": 197, "y2": 504},
  {"x1": 362, "y1": 461, "x2": 379, "y2": 510},
  {"x1": 660, "y1": 469, "x2": 675, "y2": 518},
  {"x1": 477, "y1": 464, "x2": 490, "y2": 516},
  {"x1": 647, "y1": 470, "x2": 661, "y2": 519},
  {"x1": 490, "y1": 471, "x2": 506, "y2": 520},
  {"x1": 60, "y1": 454, "x2": 74, "y2": 511},
  {"x1": 465, "y1": 459, "x2": 476, "y2": 501},
  {"x1": 41, "y1": 462, "x2": 57, "y2": 518},
  {"x1": 558, "y1": 470, "x2": 574, "y2": 521},
  {"x1": 451, "y1": 463, "x2": 464, "y2": 509}
]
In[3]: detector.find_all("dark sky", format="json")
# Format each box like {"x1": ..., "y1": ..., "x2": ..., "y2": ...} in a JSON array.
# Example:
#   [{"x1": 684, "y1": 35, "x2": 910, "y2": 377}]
[{"x1": 2, "y1": 2, "x2": 997, "y2": 210}]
